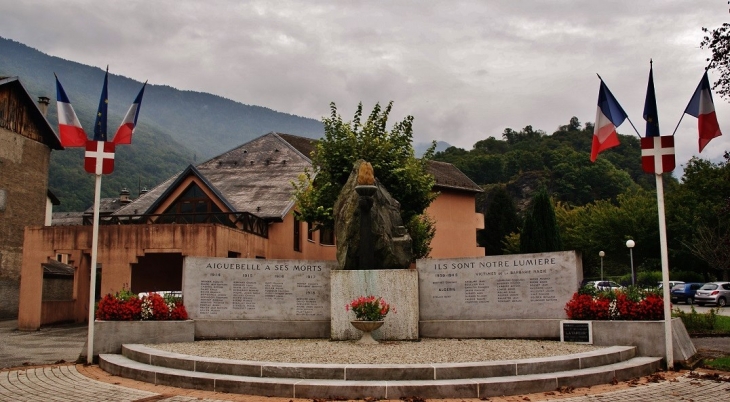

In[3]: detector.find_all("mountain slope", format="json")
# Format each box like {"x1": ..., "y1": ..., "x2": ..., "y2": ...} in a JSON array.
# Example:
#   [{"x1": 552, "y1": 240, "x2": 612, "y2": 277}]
[{"x1": 0, "y1": 37, "x2": 325, "y2": 211}]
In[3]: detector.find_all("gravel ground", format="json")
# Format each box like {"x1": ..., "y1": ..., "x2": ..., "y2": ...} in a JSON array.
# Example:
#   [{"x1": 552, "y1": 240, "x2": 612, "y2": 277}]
[{"x1": 147, "y1": 339, "x2": 602, "y2": 364}]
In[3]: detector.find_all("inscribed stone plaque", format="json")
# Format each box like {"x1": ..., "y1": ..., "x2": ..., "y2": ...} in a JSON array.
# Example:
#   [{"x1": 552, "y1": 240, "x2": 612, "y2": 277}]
[
  {"x1": 561, "y1": 320, "x2": 593, "y2": 343},
  {"x1": 183, "y1": 257, "x2": 335, "y2": 320},
  {"x1": 417, "y1": 251, "x2": 582, "y2": 320}
]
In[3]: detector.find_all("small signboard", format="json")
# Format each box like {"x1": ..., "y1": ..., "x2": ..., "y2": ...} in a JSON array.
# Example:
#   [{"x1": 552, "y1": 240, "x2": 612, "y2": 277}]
[{"x1": 560, "y1": 320, "x2": 593, "y2": 344}]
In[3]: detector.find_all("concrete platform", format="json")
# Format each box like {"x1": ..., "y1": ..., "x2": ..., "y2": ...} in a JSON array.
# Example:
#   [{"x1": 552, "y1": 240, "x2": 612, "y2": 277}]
[{"x1": 99, "y1": 344, "x2": 663, "y2": 399}]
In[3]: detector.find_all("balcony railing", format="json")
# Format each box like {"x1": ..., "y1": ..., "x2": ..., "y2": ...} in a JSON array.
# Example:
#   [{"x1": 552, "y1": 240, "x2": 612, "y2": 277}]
[{"x1": 82, "y1": 212, "x2": 268, "y2": 238}]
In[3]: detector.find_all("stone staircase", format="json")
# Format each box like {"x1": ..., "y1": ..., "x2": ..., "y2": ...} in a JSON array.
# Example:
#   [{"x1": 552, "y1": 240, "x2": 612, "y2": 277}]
[{"x1": 99, "y1": 344, "x2": 662, "y2": 399}]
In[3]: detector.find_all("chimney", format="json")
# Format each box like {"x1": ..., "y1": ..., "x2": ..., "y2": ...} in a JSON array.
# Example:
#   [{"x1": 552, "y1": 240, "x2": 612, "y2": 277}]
[
  {"x1": 37, "y1": 96, "x2": 50, "y2": 116},
  {"x1": 139, "y1": 187, "x2": 149, "y2": 196},
  {"x1": 120, "y1": 188, "x2": 131, "y2": 204}
]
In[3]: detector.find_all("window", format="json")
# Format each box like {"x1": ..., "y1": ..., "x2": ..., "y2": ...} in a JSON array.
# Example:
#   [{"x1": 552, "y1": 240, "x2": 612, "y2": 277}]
[
  {"x1": 161, "y1": 183, "x2": 222, "y2": 223},
  {"x1": 320, "y1": 226, "x2": 335, "y2": 246},
  {"x1": 307, "y1": 222, "x2": 314, "y2": 242},
  {"x1": 293, "y1": 219, "x2": 301, "y2": 252},
  {"x1": 227, "y1": 251, "x2": 240, "y2": 258}
]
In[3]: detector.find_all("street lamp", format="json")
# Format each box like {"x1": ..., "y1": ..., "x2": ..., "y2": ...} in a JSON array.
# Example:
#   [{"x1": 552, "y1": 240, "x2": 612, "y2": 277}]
[
  {"x1": 599, "y1": 251, "x2": 605, "y2": 281},
  {"x1": 626, "y1": 240, "x2": 635, "y2": 286}
]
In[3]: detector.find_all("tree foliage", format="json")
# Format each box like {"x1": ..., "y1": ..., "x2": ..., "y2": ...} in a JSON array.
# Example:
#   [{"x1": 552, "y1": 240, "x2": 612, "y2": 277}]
[
  {"x1": 480, "y1": 186, "x2": 520, "y2": 255},
  {"x1": 520, "y1": 187, "x2": 562, "y2": 253},
  {"x1": 701, "y1": 22, "x2": 730, "y2": 101},
  {"x1": 293, "y1": 102, "x2": 436, "y2": 260}
]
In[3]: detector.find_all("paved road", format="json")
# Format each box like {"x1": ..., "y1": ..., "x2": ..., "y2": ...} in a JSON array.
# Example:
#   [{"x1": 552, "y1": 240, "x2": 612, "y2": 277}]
[{"x1": 1, "y1": 319, "x2": 729, "y2": 401}]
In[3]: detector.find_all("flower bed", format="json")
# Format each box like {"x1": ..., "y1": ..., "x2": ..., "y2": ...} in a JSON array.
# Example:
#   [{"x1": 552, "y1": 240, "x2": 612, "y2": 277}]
[
  {"x1": 96, "y1": 289, "x2": 188, "y2": 321},
  {"x1": 564, "y1": 287, "x2": 665, "y2": 321}
]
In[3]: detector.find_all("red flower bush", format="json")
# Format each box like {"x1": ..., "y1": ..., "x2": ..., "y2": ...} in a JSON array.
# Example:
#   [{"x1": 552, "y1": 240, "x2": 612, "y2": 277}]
[
  {"x1": 565, "y1": 289, "x2": 666, "y2": 321},
  {"x1": 95, "y1": 290, "x2": 188, "y2": 321}
]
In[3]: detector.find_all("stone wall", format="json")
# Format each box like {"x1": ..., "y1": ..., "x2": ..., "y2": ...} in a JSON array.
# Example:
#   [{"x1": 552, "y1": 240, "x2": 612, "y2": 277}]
[{"x1": 0, "y1": 128, "x2": 51, "y2": 318}]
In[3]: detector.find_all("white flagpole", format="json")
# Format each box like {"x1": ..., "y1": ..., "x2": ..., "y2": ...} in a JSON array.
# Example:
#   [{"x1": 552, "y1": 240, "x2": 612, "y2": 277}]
[
  {"x1": 656, "y1": 173, "x2": 673, "y2": 369},
  {"x1": 86, "y1": 173, "x2": 102, "y2": 364}
]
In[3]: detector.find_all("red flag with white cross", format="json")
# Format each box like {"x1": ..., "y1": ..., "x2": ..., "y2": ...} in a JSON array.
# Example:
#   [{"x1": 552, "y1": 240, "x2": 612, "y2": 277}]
[
  {"x1": 84, "y1": 140, "x2": 115, "y2": 175},
  {"x1": 640, "y1": 135, "x2": 675, "y2": 174}
]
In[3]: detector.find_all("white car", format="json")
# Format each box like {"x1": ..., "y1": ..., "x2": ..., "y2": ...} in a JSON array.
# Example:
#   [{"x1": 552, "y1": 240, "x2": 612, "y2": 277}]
[{"x1": 586, "y1": 281, "x2": 623, "y2": 291}]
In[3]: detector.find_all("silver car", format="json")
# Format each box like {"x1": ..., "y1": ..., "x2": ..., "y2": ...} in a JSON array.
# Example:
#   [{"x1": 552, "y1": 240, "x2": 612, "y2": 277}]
[{"x1": 694, "y1": 282, "x2": 730, "y2": 307}]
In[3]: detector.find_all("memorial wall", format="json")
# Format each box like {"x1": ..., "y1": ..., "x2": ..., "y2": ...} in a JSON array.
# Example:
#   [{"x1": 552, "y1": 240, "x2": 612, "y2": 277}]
[
  {"x1": 417, "y1": 251, "x2": 582, "y2": 320},
  {"x1": 183, "y1": 257, "x2": 335, "y2": 321}
]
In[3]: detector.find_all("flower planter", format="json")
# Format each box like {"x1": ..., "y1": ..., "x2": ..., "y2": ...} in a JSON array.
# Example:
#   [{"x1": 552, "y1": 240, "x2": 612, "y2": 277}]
[
  {"x1": 92, "y1": 320, "x2": 194, "y2": 357},
  {"x1": 350, "y1": 320, "x2": 384, "y2": 344}
]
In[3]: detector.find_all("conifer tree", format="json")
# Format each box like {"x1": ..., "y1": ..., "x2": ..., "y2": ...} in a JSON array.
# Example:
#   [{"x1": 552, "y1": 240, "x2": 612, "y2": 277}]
[
  {"x1": 480, "y1": 186, "x2": 519, "y2": 255},
  {"x1": 520, "y1": 187, "x2": 562, "y2": 253}
]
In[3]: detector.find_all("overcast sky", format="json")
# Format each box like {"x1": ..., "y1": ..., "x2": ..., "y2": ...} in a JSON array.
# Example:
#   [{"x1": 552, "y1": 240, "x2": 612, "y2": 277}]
[{"x1": 1, "y1": 0, "x2": 728, "y2": 177}]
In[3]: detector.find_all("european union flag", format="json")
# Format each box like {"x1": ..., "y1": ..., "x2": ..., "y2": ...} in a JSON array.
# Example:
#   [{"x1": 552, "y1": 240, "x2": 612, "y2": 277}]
[
  {"x1": 93, "y1": 67, "x2": 109, "y2": 141},
  {"x1": 643, "y1": 62, "x2": 660, "y2": 137}
]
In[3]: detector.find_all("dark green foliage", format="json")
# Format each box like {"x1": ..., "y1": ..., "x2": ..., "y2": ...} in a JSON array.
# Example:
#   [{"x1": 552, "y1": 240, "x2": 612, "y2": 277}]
[
  {"x1": 480, "y1": 186, "x2": 519, "y2": 255},
  {"x1": 293, "y1": 102, "x2": 436, "y2": 260},
  {"x1": 433, "y1": 118, "x2": 651, "y2": 208},
  {"x1": 673, "y1": 306, "x2": 718, "y2": 333},
  {"x1": 520, "y1": 187, "x2": 562, "y2": 253},
  {"x1": 701, "y1": 22, "x2": 730, "y2": 101}
]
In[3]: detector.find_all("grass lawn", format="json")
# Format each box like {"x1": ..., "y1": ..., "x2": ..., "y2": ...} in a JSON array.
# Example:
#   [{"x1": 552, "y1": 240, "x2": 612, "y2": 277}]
[
  {"x1": 716, "y1": 315, "x2": 730, "y2": 333},
  {"x1": 704, "y1": 356, "x2": 730, "y2": 371}
]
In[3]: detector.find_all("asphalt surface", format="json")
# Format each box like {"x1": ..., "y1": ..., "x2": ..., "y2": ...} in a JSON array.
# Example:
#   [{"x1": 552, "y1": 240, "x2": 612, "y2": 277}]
[{"x1": 1, "y1": 319, "x2": 729, "y2": 401}]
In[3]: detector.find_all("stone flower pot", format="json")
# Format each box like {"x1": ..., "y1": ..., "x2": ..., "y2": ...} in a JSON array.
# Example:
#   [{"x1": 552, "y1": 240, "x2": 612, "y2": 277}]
[{"x1": 350, "y1": 320, "x2": 384, "y2": 344}]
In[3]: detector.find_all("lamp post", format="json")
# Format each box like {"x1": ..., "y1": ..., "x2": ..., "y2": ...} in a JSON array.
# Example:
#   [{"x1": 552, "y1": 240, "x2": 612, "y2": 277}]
[
  {"x1": 626, "y1": 240, "x2": 635, "y2": 286},
  {"x1": 599, "y1": 251, "x2": 605, "y2": 281}
]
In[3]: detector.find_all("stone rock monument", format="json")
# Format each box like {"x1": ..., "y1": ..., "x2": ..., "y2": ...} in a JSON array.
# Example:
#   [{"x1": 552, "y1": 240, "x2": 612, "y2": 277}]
[{"x1": 333, "y1": 160, "x2": 412, "y2": 270}]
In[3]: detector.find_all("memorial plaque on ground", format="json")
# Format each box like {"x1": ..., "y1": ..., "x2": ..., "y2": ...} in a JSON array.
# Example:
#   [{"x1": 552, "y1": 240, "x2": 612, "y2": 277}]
[
  {"x1": 417, "y1": 251, "x2": 582, "y2": 320},
  {"x1": 183, "y1": 257, "x2": 335, "y2": 320},
  {"x1": 561, "y1": 320, "x2": 593, "y2": 343}
]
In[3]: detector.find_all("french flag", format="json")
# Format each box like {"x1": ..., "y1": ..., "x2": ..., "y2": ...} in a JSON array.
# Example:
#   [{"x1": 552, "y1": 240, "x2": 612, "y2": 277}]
[
  {"x1": 684, "y1": 71, "x2": 722, "y2": 152},
  {"x1": 55, "y1": 74, "x2": 87, "y2": 147},
  {"x1": 112, "y1": 82, "x2": 146, "y2": 145},
  {"x1": 591, "y1": 80, "x2": 628, "y2": 162}
]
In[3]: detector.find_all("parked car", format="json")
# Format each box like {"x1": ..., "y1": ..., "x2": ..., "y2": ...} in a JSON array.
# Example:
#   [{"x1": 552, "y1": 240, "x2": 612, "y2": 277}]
[
  {"x1": 585, "y1": 280, "x2": 623, "y2": 291},
  {"x1": 658, "y1": 281, "x2": 685, "y2": 290},
  {"x1": 694, "y1": 282, "x2": 730, "y2": 307},
  {"x1": 669, "y1": 283, "x2": 704, "y2": 305}
]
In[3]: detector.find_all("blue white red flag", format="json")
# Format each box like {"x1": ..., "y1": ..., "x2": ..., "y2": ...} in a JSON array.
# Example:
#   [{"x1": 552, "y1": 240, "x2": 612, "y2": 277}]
[
  {"x1": 591, "y1": 80, "x2": 628, "y2": 162},
  {"x1": 84, "y1": 140, "x2": 115, "y2": 175},
  {"x1": 684, "y1": 71, "x2": 722, "y2": 152},
  {"x1": 55, "y1": 74, "x2": 87, "y2": 147},
  {"x1": 113, "y1": 82, "x2": 146, "y2": 145},
  {"x1": 93, "y1": 68, "x2": 109, "y2": 141},
  {"x1": 643, "y1": 64, "x2": 660, "y2": 137}
]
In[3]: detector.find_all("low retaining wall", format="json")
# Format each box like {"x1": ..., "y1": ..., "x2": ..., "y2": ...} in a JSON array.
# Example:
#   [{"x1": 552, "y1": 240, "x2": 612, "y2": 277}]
[
  {"x1": 592, "y1": 318, "x2": 696, "y2": 362},
  {"x1": 194, "y1": 319, "x2": 329, "y2": 339},
  {"x1": 420, "y1": 319, "x2": 561, "y2": 339},
  {"x1": 420, "y1": 317, "x2": 695, "y2": 363},
  {"x1": 93, "y1": 320, "x2": 195, "y2": 357}
]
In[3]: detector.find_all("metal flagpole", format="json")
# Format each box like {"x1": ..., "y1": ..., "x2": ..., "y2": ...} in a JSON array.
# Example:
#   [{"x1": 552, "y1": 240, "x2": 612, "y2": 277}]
[
  {"x1": 86, "y1": 173, "x2": 102, "y2": 364},
  {"x1": 656, "y1": 173, "x2": 673, "y2": 369}
]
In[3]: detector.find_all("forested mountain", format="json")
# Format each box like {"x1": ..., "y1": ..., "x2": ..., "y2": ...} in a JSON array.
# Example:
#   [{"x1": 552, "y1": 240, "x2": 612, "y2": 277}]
[
  {"x1": 0, "y1": 37, "x2": 324, "y2": 211},
  {"x1": 432, "y1": 117, "x2": 661, "y2": 213}
]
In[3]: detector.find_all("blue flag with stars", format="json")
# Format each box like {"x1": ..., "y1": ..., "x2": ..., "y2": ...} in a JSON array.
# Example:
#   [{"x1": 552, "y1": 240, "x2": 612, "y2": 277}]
[
  {"x1": 643, "y1": 62, "x2": 660, "y2": 137},
  {"x1": 93, "y1": 68, "x2": 109, "y2": 141}
]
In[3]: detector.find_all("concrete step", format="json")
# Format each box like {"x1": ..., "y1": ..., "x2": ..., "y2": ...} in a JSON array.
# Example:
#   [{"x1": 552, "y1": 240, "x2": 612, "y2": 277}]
[
  {"x1": 119, "y1": 343, "x2": 638, "y2": 381},
  {"x1": 99, "y1": 350, "x2": 662, "y2": 399}
]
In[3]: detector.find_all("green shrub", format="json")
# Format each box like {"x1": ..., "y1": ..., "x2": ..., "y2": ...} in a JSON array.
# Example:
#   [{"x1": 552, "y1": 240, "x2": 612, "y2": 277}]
[
  {"x1": 671, "y1": 270, "x2": 705, "y2": 283},
  {"x1": 673, "y1": 305, "x2": 718, "y2": 333},
  {"x1": 637, "y1": 271, "x2": 662, "y2": 287}
]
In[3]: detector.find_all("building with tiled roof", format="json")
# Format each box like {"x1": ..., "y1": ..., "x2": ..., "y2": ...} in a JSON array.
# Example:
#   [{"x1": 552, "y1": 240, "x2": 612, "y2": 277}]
[
  {"x1": 1, "y1": 77, "x2": 63, "y2": 319},
  {"x1": 18, "y1": 132, "x2": 483, "y2": 329}
]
